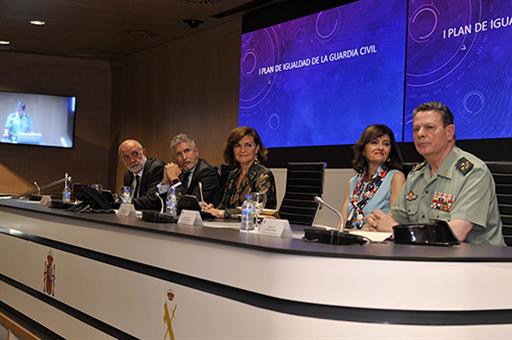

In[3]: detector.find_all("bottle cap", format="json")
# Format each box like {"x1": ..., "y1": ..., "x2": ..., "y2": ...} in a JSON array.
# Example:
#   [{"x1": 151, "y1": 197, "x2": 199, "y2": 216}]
[{"x1": 244, "y1": 194, "x2": 253, "y2": 200}]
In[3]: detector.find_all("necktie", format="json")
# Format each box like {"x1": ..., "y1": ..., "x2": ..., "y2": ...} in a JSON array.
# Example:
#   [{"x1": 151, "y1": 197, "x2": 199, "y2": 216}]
[
  {"x1": 134, "y1": 175, "x2": 141, "y2": 198},
  {"x1": 182, "y1": 171, "x2": 191, "y2": 189}
]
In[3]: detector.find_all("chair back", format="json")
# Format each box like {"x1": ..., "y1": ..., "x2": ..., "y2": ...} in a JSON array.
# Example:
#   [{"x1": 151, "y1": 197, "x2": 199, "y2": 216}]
[
  {"x1": 278, "y1": 162, "x2": 325, "y2": 226},
  {"x1": 486, "y1": 161, "x2": 512, "y2": 246}
]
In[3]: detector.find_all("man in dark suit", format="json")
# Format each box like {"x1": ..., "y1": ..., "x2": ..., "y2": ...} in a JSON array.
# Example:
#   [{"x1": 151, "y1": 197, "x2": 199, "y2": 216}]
[
  {"x1": 161, "y1": 133, "x2": 221, "y2": 205},
  {"x1": 119, "y1": 139, "x2": 164, "y2": 210}
]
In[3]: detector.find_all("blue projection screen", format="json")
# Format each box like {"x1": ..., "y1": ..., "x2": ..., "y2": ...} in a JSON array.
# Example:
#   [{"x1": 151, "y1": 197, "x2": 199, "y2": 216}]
[
  {"x1": 405, "y1": 0, "x2": 512, "y2": 141},
  {"x1": 239, "y1": 0, "x2": 407, "y2": 148},
  {"x1": 240, "y1": 0, "x2": 512, "y2": 147}
]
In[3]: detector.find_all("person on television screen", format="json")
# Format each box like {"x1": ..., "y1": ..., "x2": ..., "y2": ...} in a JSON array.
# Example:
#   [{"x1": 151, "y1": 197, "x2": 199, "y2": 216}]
[
  {"x1": 341, "y1": 124, "x2": 405, "y2": 229},
  {"x1": 366, "y1": 102, "x2": 505, "y2": 246},
  {"x1": 201, "y1": 126, "x2": 277, "y2": 218},
  {"x1": 119, "y1": 139, "x2": 164, "y2": 210},
  {"x1": 158, "y1": 133, "x2": 221, "y2": 206},
  {"x1": 3, "y1": 101, "x2": 33, "y2": 142}
]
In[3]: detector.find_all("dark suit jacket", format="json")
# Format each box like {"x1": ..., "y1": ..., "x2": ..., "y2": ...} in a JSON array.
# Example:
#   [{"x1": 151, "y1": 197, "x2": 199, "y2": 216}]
[
  {"x1": 123, "y1": 158, "x2": 165, "y2": 210},
  {"x1": 180, "y1": 159, "x2": 221, "y2": 206}
]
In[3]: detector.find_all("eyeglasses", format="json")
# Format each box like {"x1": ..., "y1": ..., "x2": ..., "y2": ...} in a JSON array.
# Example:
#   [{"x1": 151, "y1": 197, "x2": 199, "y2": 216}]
[{"x1": 122, "y1": 149, "x2": 143, "y2": 161}]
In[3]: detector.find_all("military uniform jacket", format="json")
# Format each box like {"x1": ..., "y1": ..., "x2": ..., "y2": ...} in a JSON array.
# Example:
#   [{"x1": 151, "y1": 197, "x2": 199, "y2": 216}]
[{"x1": 391, "y1": 147, "x2": 505, "y2": 246}]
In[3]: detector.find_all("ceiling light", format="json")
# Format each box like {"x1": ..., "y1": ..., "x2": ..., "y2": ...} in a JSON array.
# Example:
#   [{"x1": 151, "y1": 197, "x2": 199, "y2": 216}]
[
  {"x1": 183, "y1": 19, "x2": 204, "y2": 28},
  {"x1": 30, "y1": 20, "x2": 46, "y2": 26},
  {"x1": 0, "y1": 40, "x2": 10, "y2": 45}
]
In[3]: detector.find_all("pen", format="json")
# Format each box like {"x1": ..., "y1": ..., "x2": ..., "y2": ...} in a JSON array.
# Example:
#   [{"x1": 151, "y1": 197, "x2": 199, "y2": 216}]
[{"x1": 199, "y1": 181, "x2": 205, "y2": 202}]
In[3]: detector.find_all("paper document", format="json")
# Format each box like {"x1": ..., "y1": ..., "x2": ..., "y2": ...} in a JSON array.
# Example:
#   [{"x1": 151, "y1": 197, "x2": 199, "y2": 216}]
[
  {"x1": 349, "y1": 230, "x2": 392, "y2": 242},
  {"x1": 202, "y1": 221, "x2": 241, "y2": 230}
]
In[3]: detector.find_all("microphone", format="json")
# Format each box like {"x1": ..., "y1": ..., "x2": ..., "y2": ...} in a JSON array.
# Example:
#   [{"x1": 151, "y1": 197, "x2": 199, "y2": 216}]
[
  {"x1": 33, "y1": 181, "x2": 41, "y2": 195},
  {"x1": 198, "y1": 181, "x2": 204, "y2": 202},
  {"x1": 303, "y1": 196, "x2": 367, "y2": 245},
  {"x1": 141, "y1": 193, "x2": 176, "y2": 223},
  {"x1": 314, "y1": 196, "x2": 344, "y2": 231},
  {"x1": 155, "y1": 192, "x2": 165, "y2": 214}
]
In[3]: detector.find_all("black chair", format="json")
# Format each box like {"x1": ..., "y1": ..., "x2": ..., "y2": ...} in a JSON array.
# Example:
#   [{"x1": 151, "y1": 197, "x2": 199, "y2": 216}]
[
  {"x1": 278, "y1": 162, "x2": 325, "y2": 226},
  {"x1": 486, "y1": 162, "x2": 512, "y2": 246}
]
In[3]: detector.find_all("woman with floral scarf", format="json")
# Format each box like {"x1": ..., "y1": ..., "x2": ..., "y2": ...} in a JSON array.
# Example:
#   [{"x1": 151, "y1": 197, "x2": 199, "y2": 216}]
[{"x1": 341, "y1": 125, "x2": 405, "y2": 229}]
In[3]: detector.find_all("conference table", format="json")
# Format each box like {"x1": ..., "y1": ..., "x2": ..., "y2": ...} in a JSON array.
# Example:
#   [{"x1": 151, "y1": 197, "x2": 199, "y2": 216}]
[{"x1": 1, "y1": 199, "x2": 511, "y2": 339}]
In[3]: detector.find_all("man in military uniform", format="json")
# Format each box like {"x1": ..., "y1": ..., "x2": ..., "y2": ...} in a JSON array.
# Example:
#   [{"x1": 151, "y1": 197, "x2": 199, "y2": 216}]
[{"x1": 366, "y1": 102, "x2": 505, "y2": 246}]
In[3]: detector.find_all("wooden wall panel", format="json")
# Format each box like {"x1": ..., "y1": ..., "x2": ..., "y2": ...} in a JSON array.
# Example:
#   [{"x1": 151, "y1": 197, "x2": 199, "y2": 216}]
[
  {"x1": 110, "y1": 20, "x2": 242, "y2": 190},
  {"x1": 0, "y1": 52, "x2": 111, "y2": 194}
]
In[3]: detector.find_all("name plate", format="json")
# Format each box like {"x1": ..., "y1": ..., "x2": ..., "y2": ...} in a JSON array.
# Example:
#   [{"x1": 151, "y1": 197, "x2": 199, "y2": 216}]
[
  {"x1": 116, "y1": 203, "x2": 137, "y2": 217},
  {"x1": 178, "y1": 210, "x2": 203, "y2": 226},
  {"x1": 258, "y1": 218, "x2": 292, "y2": 238},
  {"x1": 39, "y1": 195, "x2": 52, "y2": 207}
]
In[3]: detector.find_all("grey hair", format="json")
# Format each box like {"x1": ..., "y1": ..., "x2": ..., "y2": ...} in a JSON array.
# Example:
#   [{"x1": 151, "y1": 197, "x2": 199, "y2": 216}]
[{"x1": 170, "y1": 133, "x2": 196, "y2": 151}]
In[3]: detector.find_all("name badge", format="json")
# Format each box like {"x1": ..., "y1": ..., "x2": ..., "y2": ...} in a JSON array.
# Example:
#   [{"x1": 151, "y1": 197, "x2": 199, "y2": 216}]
[
  {"x1": 258, "y1": 219, "x2": 292, "y2": 238},
  {"x1": 178, "y1": 209, "x2": 203, "y2": 226}
]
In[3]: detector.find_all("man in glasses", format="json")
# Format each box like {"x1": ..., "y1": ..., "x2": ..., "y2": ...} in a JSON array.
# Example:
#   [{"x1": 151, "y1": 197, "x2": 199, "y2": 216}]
[{"x1": 119, "y1": 139, "x2": 164, "y2": 210}]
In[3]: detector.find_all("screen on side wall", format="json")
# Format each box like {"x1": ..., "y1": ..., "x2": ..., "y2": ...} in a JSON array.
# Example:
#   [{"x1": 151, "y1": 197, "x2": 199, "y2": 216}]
[
  {"x1": 239, "y1": 0, "x2": 407, "y2": 148},
  {"x1": 0, "y1": 91, "x2": 76, "y2": 148}
]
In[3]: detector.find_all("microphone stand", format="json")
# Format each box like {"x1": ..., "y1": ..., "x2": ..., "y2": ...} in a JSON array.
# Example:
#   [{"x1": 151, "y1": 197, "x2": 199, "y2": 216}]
[
  {"x1": 17, "y1": 177, "x2": 66, "y2": 199},
  {"x1": 155, "y1": 192, "x2": 165, "y2": 214},
  {"x1": 314, "y1": 196, "x2": 345, "y2": 230},
  {"x1": 33, "y1": 181, "x2": 41, "y2": 196},
  {"x1": 303, "y1": 197, "x2": 366, "y2": 245}
]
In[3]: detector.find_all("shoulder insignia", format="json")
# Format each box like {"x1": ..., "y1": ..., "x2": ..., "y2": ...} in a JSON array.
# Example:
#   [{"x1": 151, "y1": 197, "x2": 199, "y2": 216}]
[
  {"x1": 456, "y1": 157, "x2": 474, "y2": 175},
  {"x1": 411, "y1": 161, "x2": 427, "y2": 173}
]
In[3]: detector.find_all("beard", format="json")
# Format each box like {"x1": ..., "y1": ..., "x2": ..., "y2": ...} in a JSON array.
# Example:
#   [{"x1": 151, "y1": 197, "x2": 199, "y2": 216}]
[{"x1": 127, "y1": 156, "x2": 146, "y2": 173}]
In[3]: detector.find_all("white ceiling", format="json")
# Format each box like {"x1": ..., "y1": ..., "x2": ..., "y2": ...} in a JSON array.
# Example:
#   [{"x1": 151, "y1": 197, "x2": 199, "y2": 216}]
[{"x1": 0, "y1": 0, "x2": 277, "y2": 60}]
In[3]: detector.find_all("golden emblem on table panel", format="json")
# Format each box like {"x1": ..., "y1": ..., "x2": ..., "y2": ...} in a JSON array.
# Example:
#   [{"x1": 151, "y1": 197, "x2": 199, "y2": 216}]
[
  {"x1": 43, "y1": 250, "x2": 56, "y2": 296},
  {"x1": 163, "y1": 288, "x2": 177, "y2": 340}
]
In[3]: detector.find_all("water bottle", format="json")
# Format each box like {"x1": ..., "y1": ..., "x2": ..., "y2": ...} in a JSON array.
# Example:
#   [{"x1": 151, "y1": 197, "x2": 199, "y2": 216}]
[
  {"x1": 166, "y1": 186, "x2": 177, "y2": 217},
  {"x1": 240, "y1": 194, "x2": 255, "y2": 231},
  {"x1": 62, "y1": 173, "x2": 71, "y2": 203}
]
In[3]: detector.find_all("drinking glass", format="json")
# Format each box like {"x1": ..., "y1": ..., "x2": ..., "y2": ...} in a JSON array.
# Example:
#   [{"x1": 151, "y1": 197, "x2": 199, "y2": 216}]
[
  {"x1": 251, "y1": 192, "x2": 267, "y2": 228},
  {"x1": 120, "y1": 186, "x2": 133, "y2": 204}
]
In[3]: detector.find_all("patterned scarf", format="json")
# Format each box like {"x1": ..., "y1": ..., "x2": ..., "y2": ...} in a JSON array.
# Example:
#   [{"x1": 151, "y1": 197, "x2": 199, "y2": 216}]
[{"x1": 348, "y1": 165, "x2": 389, "y2": 229}]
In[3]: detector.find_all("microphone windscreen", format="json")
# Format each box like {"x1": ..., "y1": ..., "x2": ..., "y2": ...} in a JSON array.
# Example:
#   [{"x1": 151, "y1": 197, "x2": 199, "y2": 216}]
[{"x1": 141, "y1": 211, "x2": 177, "y2": 223}]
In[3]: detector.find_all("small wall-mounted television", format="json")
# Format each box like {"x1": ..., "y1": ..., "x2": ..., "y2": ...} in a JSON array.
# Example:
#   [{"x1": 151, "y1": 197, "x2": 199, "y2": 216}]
[{"x1": 0, "y1": 90, "x2": 76, "y2": 148}]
